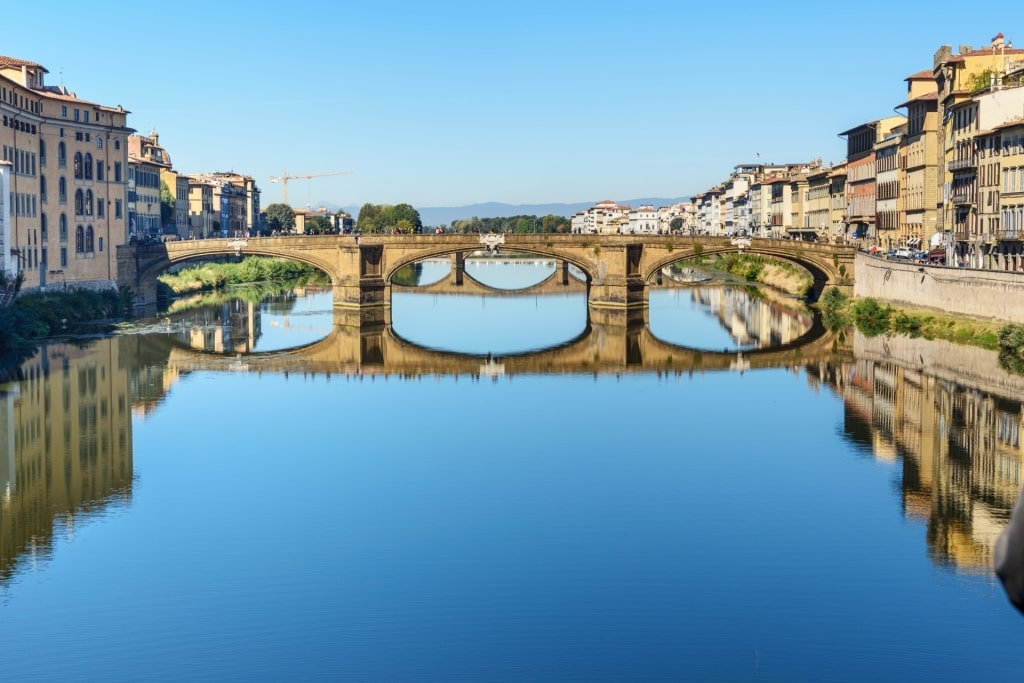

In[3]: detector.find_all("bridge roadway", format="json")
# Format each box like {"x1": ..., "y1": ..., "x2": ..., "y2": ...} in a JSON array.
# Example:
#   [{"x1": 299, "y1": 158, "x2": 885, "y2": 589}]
[
  {"x1": 119, "y1": 234, "x2": 857, "y2": 313},
  {"x1": 160, "y1": 307, "x2": 851, "y2": 379}
]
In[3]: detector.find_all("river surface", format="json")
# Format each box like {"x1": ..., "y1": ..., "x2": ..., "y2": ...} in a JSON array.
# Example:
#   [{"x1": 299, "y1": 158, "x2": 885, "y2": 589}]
[{"x1": 2, "y1": 259, "x2": 1024, "y2": 681}]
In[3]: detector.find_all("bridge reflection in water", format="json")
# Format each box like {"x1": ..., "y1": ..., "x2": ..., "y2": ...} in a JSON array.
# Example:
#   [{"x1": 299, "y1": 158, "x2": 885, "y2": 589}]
[{"x1": 157, "y1": 303, "x2": 845, "y2": 379}]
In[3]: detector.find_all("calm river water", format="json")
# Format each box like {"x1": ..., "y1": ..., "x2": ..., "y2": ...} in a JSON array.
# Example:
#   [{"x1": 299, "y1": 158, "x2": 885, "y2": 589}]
[{"x1": 2, "y1": 259, "x2": 1024, "y2": 681}]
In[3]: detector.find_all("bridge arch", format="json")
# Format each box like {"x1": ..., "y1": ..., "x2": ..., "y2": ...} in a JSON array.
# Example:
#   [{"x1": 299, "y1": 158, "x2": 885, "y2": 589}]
[
  {"x1": 641, "y1": 241, "x2": 843, "y2": 300},
  {"x1": 383, "y1": 245, "x2": 596, "y2": 289}
]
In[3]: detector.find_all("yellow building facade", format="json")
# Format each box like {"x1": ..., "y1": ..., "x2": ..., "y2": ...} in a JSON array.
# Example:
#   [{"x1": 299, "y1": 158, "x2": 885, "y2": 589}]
[{"x1": 0, "y1": 55, "x2": 132, "y2": 291}]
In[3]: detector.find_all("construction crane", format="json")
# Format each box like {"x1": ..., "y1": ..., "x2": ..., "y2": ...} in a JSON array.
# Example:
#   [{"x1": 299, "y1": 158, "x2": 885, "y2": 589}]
[{"x1": 268, "y1": 169, "x2": 353, "y2": 206}]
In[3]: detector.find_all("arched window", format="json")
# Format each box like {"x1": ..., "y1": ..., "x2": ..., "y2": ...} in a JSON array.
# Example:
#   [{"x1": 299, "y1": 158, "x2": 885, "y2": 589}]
[
  {"x1": 60, "y1": 214, "x2": 68, "y2": 242},
  {"x1": 85, "y1": 190, "x2": 93, "y2": 215},
  {"x1": 75, "y1": 189, "x2": 84, "y2": 215},
  {"x1": 58, "y1": 141, "x2": 66, "y2": 167},
  {"x1": 74, "y1": 151, "x2": 82, "y2": 178},
  {"x1": 59, "y1": 176, "x2": 67, "y2": 204},
  {"x1": 85, "y1": 226, "x2": 94, "y2": 252},
  {"x1": 84, "y1": 153, "x2": 93, "y2": 180},
  {"x1": 75, "y1": 226, "x2": 84, "y2": 253}
]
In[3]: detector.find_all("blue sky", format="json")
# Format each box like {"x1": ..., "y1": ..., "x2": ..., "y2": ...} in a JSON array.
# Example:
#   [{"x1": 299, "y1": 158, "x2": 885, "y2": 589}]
[{"x1": 4, "y1": 3, "x2": 1018, "y2": 209}]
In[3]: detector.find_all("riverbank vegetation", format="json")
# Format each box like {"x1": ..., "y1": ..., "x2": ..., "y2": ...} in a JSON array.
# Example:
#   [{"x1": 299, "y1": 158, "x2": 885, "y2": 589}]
[
  {"x1": 0, "y1": 288, "x2": 132, "y2": 374},
  {"x1": 815, "y1": 287, "x2": 1004, "y2": 350},
  {"x1": 672, "y1": 253, "x2": 813, "y2": 298},
  {"x1": 158, "y1": 256, "x2": 329, "y2": 296}
]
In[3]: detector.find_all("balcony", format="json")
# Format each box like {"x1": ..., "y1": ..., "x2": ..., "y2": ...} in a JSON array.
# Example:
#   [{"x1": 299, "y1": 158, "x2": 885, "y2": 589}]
[
  {"x1": 948, "y1": 157, "x2": 976, "y2": 171},
  {"x1": 997, "y1": 230, "x2": 1023, "y2": 241},
  {"x1": 953, "y1": 231, "x2": 972, "y2": 241},
  {"x1": 950, "y1": 192, "x2": 972, "y2": 205}
]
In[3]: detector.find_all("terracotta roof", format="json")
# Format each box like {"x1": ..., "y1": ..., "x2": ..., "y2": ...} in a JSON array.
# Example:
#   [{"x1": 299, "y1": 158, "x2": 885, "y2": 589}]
[
  {"x1": 0, "y1": 54, "x2": 47, "y2": 72},
  {"x1": 905, "y1": 70, "x2": 934, "y2": 81},
  {"x1": 895, "y1": 92, "x2": 939, "y2": 109}
]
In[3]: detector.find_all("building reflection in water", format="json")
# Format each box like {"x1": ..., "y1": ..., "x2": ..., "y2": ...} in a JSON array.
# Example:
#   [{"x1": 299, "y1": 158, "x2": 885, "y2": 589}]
[
  {"x1": 166, "y1": 298, "x2": 264, "y2": 354},
  {"x1": 810, "y1": 332, "x2": 1024, "y2": 575},
  {"x1": 0, "y1": 338, "x2": 135, "y2": 584},
  {"x1": 689, "y1": 286, "x2": 814, "y2": 348}
]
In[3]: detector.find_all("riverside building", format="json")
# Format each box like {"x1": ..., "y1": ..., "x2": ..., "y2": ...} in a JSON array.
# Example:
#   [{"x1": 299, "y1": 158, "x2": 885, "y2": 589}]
[{"x1": 0, "y1": 54, "x2": 132, "y2": 292}]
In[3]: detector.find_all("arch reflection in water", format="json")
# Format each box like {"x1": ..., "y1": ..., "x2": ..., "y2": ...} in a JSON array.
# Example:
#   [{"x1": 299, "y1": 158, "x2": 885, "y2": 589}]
[
  {"x1": 154, "y1": 288, "x2": 335, "y2": 354},
  {"x1": 648, "y1": 286, "x2": 814, "y2": 352}
]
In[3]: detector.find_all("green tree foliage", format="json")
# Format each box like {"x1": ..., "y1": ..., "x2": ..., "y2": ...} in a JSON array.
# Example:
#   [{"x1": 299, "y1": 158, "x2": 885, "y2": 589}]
[
  {"x1": 391, "y1": 204, "x2": 423, "y2": 232},
  {"x1": 158, "y1": 256, "x2": 327, "y2": 294},
  {"x1": 266, "y1": 203, "x2": 296, "y2": 234},
  {"x1": 356, "y1": 203, "x2": 424, "y2": 233},
  {"x1": 449, "y1": 214, "x2": 568, "y2": 234},
  {"x1": 160, "y1": 181, "x2": 175, "y2": 228},
  {"x1": 669, "y1": 217, "x2": 683, "y2": 232},
  {"x1": 851, "y1": 298, "x2": 892, "y2": 337},
  {"x1": 306, "y1": 216, "x2": 332, "y2": 234}
]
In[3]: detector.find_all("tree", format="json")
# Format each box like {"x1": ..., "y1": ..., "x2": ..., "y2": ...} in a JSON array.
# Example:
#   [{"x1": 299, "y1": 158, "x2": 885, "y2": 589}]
[
  {"x1": 391, "y1": 204, "x2": 423, "y2": 232},
  {"x1": 265, "y1": 203, "x2": 296, "y2": 234},
  {"x1": 357, "y1": 203, "x2": 383, "y2": 233},
  {"x1": 160, "y1": 181, "x2": 175, "y2": 228},
  {"x1": 307, "y1": 216, "x2": 332, "y2": 234},
  {"x1": 670, "y1": 217, "x2": 683, "y2": 232}
]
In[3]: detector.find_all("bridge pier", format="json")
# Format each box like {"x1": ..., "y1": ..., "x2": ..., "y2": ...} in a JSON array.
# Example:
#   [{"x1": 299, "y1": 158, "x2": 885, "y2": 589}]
[
  {"x1": 333, "y1": 244, "x2": 390, "y2": 309},
  {"x1": 586, "y1": 243, "x2": 648, "y2": 310}
]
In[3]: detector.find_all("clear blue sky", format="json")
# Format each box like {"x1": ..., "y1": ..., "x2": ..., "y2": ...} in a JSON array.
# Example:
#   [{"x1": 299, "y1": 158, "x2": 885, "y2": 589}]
[{"x1": 4, "y1": 3, "x2": 1018, "y2": 209}]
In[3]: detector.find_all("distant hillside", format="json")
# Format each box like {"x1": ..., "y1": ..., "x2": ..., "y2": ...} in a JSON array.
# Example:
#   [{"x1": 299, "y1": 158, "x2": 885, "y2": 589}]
[{"x1": 315, "y1": 198, "x2": 690, "y2": 227}]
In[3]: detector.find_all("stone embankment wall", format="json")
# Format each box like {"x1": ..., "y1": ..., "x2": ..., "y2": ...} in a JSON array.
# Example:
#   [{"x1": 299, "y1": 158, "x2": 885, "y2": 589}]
[{"x1": 853, "y1": 253, "x2": 1024, "y2": 322}]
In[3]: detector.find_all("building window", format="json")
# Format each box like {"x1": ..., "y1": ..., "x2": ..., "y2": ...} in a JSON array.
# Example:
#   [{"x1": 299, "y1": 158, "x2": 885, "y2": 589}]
[
  {"x1": 84, "y1": 153, "x2": 93, "y2": 180},
  {"x1": 59, "y1": 176, "x2": 67, "y2": 204},
  {"x1": 40, "y1": 175, "x2": 47, "y2": 203},
  {"x1": 97, "y1": 136, "x2": 103, "y2": 150},
  {"x1": 85, "y1": 190, "x2": 93, "y2": 215},
  {"x1": 97, "y1": 198, "x2": 104, "y2": 218},
  {"x1": 75, "y1": 226, "x2": 84, "y2": 253},
  {"x1": 41, "y1": 213, "x2": 48, "y2": 241},
  {"x1": 114, "y1": 162, "x2": 121, "y2": 182},
  {"x1": 60, "y1": 214, "x2": 68, "y2": 241},
  {"x1": 60, "y1": 247, "x2": 67, "y2": 267},
  {"x1": 75, "y1": 189, "x2": 84, "y2": 215},
  {"x1": 41, "y1": 247, "x2": 47, "y2": 266},
  {"x1": 98, "y1": 237, "x2": 103, "y2": 252},
  {"x1": 115, "y1": 199, "x2": 122, "y2": 219},
  {"x1": 97, "y1": 163, "x2": 104, "y2": 181},
  {"x1": 85, "y1": 226, "x2": 94, "y2": 252},
  {"x1": 61, "y1": 105, "x2": 67, "y2": 117},
  {"x1": 58, "y1": 141, "x2": 66, "y2": 167},
  {"x1": 40, "y1": 139, "x2": 46, "y2": 166},
  {"x1": 74, "y1": 152, "x2": 83, "y2": 179}
]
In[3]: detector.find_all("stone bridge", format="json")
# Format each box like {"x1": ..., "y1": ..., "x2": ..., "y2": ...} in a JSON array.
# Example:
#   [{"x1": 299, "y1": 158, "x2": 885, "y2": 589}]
[
  {"x1": 118, "y1": 234, "x2": 857, "y2": 314},
  {"x1": 159, "y1": 306, "x2": 851, "y2": 379}
]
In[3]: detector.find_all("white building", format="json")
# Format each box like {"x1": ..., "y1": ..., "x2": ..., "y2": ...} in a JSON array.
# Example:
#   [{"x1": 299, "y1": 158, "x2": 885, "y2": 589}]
[{"x1": 628, "y1": 205, "x2": 659, "y2": 234}]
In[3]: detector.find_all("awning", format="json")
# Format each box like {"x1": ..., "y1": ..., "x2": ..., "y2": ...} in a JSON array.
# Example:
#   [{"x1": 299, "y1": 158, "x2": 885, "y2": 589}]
[
  {"x1": 927, "y1": 248, "x2": 946, "y2": 260},
  {"x1": 929, "y1": 232, "x2": 944, "y2": 247}
]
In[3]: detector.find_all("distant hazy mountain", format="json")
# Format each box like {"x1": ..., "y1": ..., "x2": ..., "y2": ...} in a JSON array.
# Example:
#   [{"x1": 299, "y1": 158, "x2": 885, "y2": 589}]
[{"x1": 313, "y1": 198, "x2": 690, "y2": 227}]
